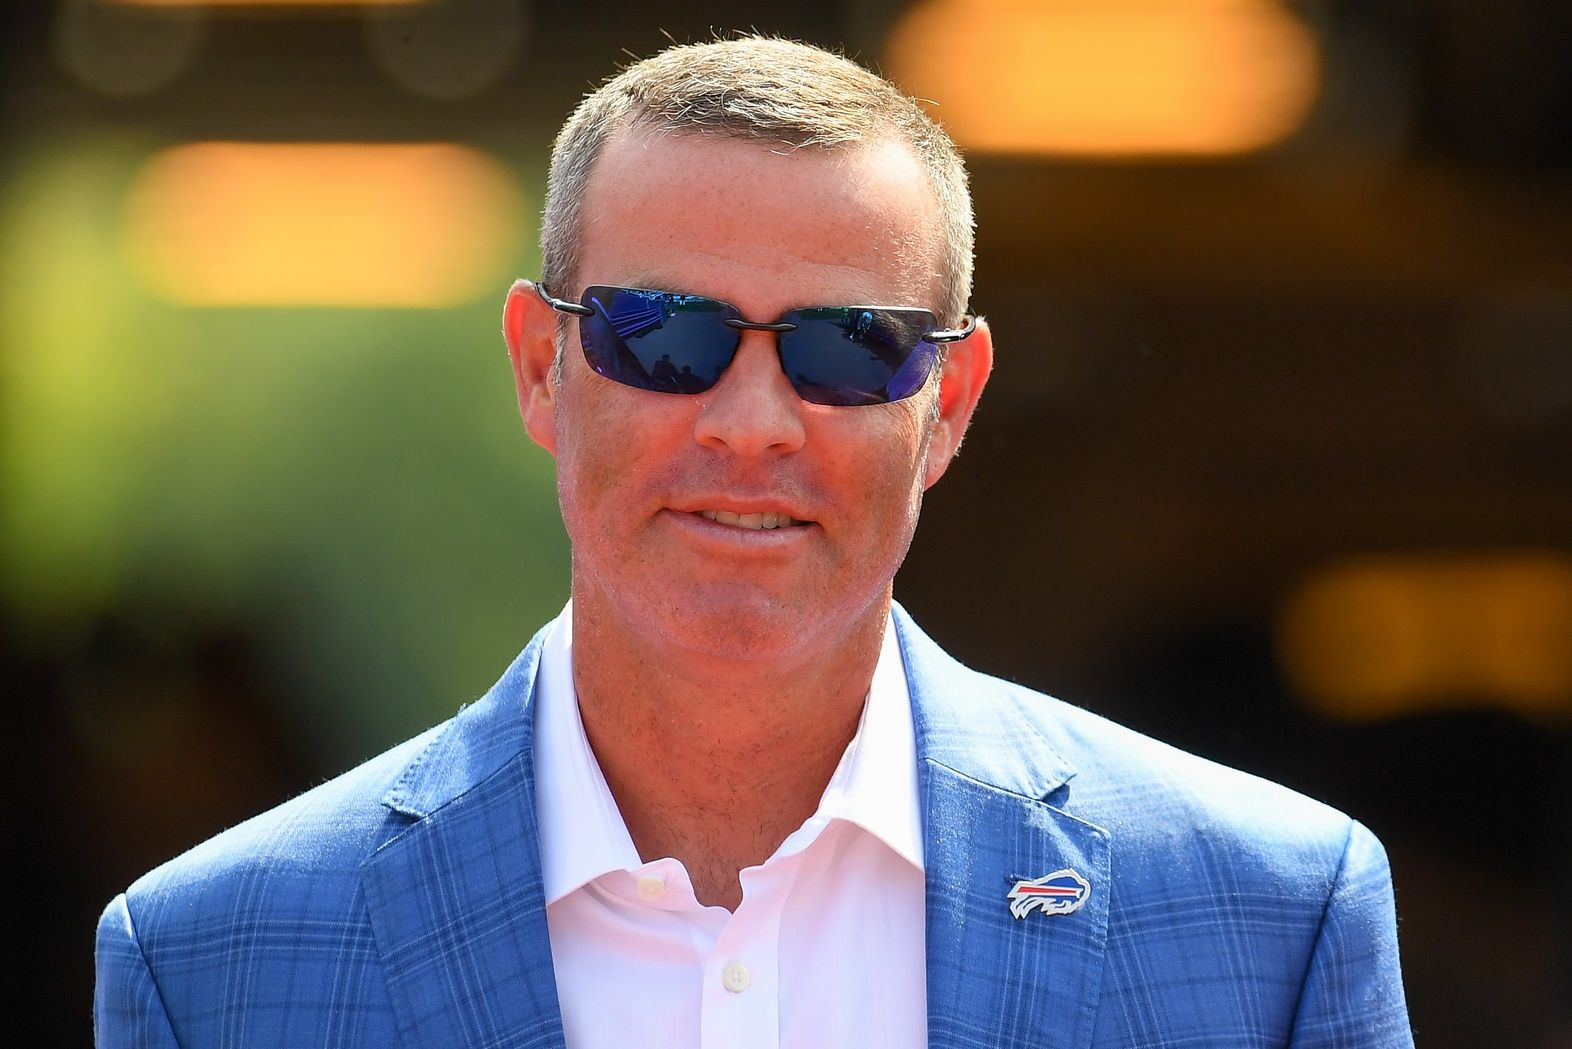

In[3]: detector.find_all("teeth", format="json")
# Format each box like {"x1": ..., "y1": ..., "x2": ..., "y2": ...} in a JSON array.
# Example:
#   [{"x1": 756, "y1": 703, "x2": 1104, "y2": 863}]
[{"x1": 696, "y1": 509, "x2": 799, "y2": 529}]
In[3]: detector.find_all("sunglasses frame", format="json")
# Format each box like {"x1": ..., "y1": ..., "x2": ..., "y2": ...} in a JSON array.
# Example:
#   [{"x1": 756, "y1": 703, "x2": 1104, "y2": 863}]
[{"x1": 534, "y1": 282, "x2": 977, "y2": 405}]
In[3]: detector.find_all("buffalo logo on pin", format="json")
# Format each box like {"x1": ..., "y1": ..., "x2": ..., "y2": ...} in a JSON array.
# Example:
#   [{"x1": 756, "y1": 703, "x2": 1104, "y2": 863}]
[{"x1": 1007, "y1": 868, "x2": 1091, "y2": 919}]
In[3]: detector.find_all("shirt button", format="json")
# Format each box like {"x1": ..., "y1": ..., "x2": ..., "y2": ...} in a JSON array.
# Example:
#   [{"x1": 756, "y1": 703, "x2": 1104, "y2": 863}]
[
  {"x1": 721, "y1": 961, "x2": 751, "y2": 993},
  {"x1": 635, "y1": 875, "x2": 665, "y2": 901}
]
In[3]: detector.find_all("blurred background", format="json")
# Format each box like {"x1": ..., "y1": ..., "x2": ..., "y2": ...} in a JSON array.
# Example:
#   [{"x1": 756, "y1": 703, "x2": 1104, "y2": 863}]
[{"x1": 2, "y1": 0, "x2": 1569, "y2": 1043}]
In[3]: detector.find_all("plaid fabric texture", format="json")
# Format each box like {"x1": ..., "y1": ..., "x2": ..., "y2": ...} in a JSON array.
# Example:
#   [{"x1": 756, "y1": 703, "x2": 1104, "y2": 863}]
[{"x1": 96, "y1": 608, "x2": 1413, "y2": 1048}]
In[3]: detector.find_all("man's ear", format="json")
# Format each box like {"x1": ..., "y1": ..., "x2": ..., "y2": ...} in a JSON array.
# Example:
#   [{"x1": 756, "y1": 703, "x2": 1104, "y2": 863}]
[
  {"x1": 503, "y1": 279, "x2": 559, "y2": 455},
  {"x1": 923, "y1": 317, "x2": 993, "y2": 490}
]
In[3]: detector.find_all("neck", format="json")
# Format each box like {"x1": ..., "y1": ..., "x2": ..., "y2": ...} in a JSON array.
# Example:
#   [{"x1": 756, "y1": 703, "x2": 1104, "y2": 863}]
[{"x1": 568, "y1": 587, "x2": 889, "y2": 908}]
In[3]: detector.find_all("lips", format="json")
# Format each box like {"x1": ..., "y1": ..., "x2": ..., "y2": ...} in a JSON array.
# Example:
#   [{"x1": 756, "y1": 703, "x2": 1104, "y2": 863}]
[{"x1": 695, "y1": 509, "x2": 802, "y2": 530}]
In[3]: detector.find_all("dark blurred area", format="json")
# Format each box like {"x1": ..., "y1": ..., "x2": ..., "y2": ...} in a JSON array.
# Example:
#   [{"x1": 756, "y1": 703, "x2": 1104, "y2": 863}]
[{"x1": 2, "y1": 1, "x2": 1569, "y2": 1045}]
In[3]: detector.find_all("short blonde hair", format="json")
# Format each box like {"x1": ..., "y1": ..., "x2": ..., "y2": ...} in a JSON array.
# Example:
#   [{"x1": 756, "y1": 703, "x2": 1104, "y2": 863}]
[{"x1": 540, "y1": 36, "x2": 974, "y2": 326}]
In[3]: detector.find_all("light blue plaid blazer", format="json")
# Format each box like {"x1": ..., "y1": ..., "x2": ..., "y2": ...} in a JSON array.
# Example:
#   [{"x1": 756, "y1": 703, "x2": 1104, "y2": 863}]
[{"x1": 96, "y1": 606, "x2": 1413, "y2": 1048}]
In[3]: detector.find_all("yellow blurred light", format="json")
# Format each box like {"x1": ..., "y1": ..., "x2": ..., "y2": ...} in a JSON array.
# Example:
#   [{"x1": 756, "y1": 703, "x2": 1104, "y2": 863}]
[
  {"x1": 886, "y1": 0, "x2": 1321, "y2": 157},
  {"x1": 1277, "y1": 553, "x2": 1572, "y2": 722},
  {"x1": 121, "y1": 142, "x2": 522, "y2": 308}
]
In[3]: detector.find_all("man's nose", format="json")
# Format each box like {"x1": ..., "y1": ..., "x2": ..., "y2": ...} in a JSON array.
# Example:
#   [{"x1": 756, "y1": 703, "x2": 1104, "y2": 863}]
[{"x1": 691, "y1": 333, "x2": 807, "y2": 457}]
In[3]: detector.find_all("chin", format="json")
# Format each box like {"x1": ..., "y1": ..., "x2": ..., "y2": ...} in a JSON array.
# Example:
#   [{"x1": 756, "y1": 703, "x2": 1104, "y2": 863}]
[
  {"x1": 643, "y1": 591, "x2": 828, "y2": 663},
  {"x1": 670, "y1": 603, "x2": 801, "y2": 656}
]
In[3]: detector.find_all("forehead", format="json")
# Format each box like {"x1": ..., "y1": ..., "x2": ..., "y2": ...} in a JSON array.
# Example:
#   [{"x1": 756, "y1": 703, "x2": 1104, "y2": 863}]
[{"x1": 575, "y1": 129, "x2": 945, "y2": 314}]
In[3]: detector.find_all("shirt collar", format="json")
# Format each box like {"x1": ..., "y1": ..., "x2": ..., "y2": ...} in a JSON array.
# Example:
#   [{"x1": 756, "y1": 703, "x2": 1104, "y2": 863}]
[
  {"x1": 812, "y1": 614, "x2": 925, "y2": 871},
  {"x1": 533, "y1": 602, "x2": 643, "y2": 905},
  {"x1": 533, "y1": 603, "x2": 924, "y2": 906}
]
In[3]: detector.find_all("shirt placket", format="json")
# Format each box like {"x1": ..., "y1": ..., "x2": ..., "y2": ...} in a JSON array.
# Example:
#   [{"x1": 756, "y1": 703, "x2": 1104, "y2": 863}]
[{"x1": 698, "y1": 849, "x2": 808, "y2": 1049}]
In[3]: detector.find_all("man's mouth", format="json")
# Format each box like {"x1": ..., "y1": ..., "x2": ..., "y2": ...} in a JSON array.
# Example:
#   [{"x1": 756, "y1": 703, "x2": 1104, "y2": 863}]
[{"x1": 694, "y1": 509, "x2": 803, "y2": 530}]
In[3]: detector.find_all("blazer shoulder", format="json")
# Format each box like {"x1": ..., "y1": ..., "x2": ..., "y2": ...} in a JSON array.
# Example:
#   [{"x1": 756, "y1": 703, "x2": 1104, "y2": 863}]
[
  {"x1": 1002, "y1": 674, "x2": 1372, "y2": 883},
  {"x1": 975, "y1": 679, "x2": 1411, "y2": 1047},
  {"x1": 118, "y1": 626, "x2": 552, "y2": 924}
]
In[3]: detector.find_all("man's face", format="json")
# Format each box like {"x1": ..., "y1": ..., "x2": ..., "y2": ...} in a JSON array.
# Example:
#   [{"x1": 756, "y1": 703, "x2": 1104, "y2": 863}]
[{"x1": 511, "y1": 129, "x2": 988, "y2": 664}]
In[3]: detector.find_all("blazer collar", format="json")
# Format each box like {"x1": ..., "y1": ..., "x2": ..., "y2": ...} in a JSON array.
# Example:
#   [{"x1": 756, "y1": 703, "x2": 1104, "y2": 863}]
[
  {"x1": 894, "y1": 604, "x2": 1112, "y2": 1049},
  {"x1": 380, "y1": 605, "x2": 1080, "y2": 839},
  {"x1": 380, "y1": 623, "x2": 550, "y2": 820},
  {"x1": 892, "y1": 603, "x2": 1078, "y2": 797},
  {"x1": 362, "y1": 623, "x2": 566, "y2": 1049}
]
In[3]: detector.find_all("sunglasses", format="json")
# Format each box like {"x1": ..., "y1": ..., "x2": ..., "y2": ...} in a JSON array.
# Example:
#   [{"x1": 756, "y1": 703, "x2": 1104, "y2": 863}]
[{"x1": 536, "y1": 283, "x2": 976, "y2": 407}]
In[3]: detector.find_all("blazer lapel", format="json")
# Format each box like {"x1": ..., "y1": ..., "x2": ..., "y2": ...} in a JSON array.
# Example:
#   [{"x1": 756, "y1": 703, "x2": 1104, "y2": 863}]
[
  {"x1": 894, "y1": 607, "x2": 1112, "y2": 1049},
  {"x1": 360, "y1": 631, "x2": 567, "y2": 1049},
  {"x1": 922, "y1": 767, "x2": 1111, "y2": 1049}
]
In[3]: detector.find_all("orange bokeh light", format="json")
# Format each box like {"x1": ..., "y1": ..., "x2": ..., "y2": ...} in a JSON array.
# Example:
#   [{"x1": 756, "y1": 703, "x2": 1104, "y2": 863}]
[
  {"x1": 1278, "y1": 553, "x2": 1572, "y2": 722},
  {"x1": 887, "y1": 0, "x2": 1321, "y2": 156},
  {"x1": 121, "y1": 142, "x2": 522, "y2": 308}
]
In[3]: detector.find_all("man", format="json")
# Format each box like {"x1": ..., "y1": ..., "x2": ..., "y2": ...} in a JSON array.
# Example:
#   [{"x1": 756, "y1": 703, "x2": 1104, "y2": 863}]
[{"x1": 96, "y1": 37, "x2": 1414, "y2": 1048}]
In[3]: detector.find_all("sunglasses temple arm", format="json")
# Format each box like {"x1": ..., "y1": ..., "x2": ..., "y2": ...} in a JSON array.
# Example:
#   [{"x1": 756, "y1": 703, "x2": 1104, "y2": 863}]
[
  {"x1": 924, "y1": 314, "x2": 978, "y2": 343},
  {"x1": 535, "y1": 282, "x2": 594, "y2": 317}
]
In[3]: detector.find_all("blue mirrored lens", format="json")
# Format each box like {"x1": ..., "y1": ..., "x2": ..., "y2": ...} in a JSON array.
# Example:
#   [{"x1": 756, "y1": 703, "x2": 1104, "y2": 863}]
[
  {"x1": 573, "y1": 288, "x2": 938, "y2": 406},
  {"x1": 579, "y1": 287, "x2": 739, "y2": 394},
  {"x1": 780, "y1": 308, "x2": 937, "y2": 406}
]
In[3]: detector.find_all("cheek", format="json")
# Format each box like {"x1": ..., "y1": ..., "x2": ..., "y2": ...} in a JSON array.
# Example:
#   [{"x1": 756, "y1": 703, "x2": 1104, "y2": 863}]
[
  {"x1": 838, "y1": 405, "x2": 932, "y2": 529},
  {"x1": 553, "y1": 383, "x2": 687, "y2": 523},
  {"x1": 895, "y1": 406, "x2": 938, "y2": 526},
  {"x1": 552, "y1": 390, "x2": 627, "y2": 521}
]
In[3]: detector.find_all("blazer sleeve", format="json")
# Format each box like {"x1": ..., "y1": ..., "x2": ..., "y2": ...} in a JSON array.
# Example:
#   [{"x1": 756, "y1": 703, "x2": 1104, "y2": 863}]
[
  {"x1": 96, "y1": 894, "x2": 182, "y2": 1049},
  {"x1": 1290, "y1": 821, "x2": 1415, "y2": 1049}
]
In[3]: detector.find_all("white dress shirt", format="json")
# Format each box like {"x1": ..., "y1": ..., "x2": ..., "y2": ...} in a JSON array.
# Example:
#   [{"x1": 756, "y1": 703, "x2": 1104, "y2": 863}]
[{"x1": 532, "y1": 603, "x2": 927, "y2": 1049}]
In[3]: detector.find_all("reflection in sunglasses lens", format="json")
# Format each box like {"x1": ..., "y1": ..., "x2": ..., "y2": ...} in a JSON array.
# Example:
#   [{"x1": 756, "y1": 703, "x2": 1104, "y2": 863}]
[{"x1": 577, "y1": 287, "x2": 936, "y2": 405}]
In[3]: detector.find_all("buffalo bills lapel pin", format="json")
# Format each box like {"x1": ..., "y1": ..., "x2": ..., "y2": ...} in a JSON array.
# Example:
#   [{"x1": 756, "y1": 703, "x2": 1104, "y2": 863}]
[{"x1": 1007, "y1": 868, "x2": 1091, "y2": 919}]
